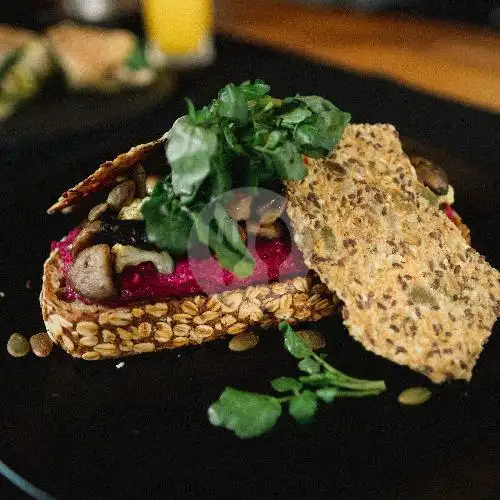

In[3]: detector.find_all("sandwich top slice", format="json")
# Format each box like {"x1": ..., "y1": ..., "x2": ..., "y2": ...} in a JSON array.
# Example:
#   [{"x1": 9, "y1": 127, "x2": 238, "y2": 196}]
[
  {"x1": 46, "y1": 21, "x2": 157, "y2": 91},
  {"x1": 0, "y1": 24, "x2": 52, "y2": 119},
  {"x1": 41, "y1": 82, "x2": 353, "y2": 359}
]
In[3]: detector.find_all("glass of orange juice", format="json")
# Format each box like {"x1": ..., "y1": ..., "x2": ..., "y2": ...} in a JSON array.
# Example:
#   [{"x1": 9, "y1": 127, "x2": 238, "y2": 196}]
[{"x1": 142, "y1": 0, "x2": 215, "y2": 68}]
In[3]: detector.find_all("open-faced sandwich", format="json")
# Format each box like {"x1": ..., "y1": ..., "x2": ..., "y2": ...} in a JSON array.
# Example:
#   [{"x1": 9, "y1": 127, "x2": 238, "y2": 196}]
[
  {"x1": 41, "y1": 81, "x2": 499, "y2": 384},
  {"x1": 0, "y1": 24, "x2": 52, "y2": 119},
  {"x1": 46, "y1": 21, "x2": 157, "y2": 91}
]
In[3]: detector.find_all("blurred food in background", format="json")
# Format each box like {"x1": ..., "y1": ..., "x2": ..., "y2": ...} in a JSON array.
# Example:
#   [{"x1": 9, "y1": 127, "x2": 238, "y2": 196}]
[
  {"x1": 0, "y1": 25, "x2": 53, "y2": 120},
  {"x1": 46, "y1": 21, "x2": 157, "y2": 91}
]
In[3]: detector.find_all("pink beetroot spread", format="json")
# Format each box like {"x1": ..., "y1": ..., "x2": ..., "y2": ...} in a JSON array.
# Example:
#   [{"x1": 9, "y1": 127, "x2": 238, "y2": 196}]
[{"x1": 51, "y1": 229, "x2": 308, "y2": 303}]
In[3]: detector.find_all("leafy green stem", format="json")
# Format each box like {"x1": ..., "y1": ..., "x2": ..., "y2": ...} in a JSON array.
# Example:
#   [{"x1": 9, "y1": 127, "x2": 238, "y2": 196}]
[
  {"x1": 335, "y1": 388, "x2": 387, "y2": 398},
  {"x1": 299, "y1": 372, "x2": 386, "y2": 392},
  {"x1": 308, "y1": 352, "x2": 387, "y2": 391}
]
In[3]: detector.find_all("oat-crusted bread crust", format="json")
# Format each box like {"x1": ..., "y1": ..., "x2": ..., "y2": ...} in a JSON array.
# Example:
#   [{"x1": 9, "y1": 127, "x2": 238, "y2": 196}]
[
  {"x1": 286, "y1": 123, "x2": 500, "y2": 383},
  {"x1": 47, "y1": 139, "x2": 164, "y2": 214},
  {"x1": 41, "y1": 249, "x2": 338, "y2": 360}
]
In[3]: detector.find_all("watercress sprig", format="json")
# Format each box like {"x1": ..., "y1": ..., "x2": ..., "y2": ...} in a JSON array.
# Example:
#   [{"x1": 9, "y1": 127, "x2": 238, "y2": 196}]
[
  {"x1": 141, "y1": 81, "x2": 351, "y2": 277},
  {"x1": 208, "y1": 322, "x2": 386, "y2": 439}
]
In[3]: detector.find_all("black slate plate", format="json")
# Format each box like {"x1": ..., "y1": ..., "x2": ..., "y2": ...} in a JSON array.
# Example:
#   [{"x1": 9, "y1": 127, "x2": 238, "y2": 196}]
[{"x1": 1, "y1": 37, "x2": 499, "y2": 500}]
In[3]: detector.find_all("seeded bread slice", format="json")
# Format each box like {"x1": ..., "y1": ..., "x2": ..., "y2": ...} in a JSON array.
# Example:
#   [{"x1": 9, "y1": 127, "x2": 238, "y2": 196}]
[
  {"x1": 286, "y1": 124, "x2": 500, "y2": 383},
  {"x1": 41, "y1": 249, "x2": 338, "y2": 360}
]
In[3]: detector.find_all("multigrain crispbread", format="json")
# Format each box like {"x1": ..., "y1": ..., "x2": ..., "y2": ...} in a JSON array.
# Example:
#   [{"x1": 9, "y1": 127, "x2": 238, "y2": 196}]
[
  {"x1": 41, "y1": 250, "x2": 338, "y2": 359},
  {"x1": 47, "y1": 139, "x2": 163, "y2": 214},
  {"x1": 286, "y1": 124, "x2": 500, "y2": 383}
]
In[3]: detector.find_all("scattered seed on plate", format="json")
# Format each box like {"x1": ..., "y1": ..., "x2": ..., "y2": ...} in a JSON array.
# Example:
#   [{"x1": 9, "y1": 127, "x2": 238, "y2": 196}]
[
  {"x1": 116, "y1": 362, "x2": 125, "y2": 369},
  {"x1": 0, "y1": 291, "x2": 5, "y2": 298},
  {"x1": 298, "y1": 330, "x2": 326, "y2": 351},
  {"x1": 30, "y1": 332, "x2": 53, "y2": 357},
  {"x1": 7, "y1": 333, "x2": 30, "y2": 357},
  {"x1": 398, "y1": 387, "x2": 432, "y2": 406},
  {"x1": 228, "y1": 332, "x2": 259, "y2": 352},
  {"x1": 25, "y1": 279, "x2": 32, "y2": 290}
]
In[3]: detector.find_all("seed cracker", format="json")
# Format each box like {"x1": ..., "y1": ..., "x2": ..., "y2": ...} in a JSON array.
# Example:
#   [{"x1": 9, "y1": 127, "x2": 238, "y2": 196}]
[
  {"x1": 47, "y1": 139, "x2": 163, "y2": 214},
  {"x1": 286, "y1": 124, "x2": 500, "y2": 383}
]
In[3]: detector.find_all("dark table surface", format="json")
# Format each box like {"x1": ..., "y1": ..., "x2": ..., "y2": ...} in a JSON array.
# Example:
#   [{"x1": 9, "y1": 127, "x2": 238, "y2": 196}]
[{"x1": 1, "y1": 36, "x2": 499, "y2": 500}]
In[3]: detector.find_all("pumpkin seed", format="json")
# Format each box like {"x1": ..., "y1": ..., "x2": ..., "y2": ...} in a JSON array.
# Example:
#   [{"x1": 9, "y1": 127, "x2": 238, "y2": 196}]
[
  {"x1": 87, "y1": 203, "x2": 108, "y2": 221},
  {"x1": 107, "y1": 180, "x2": 136, "y2": 211},
  {"x1": 30, "y1": 332, "x2": 53, "y2": 357},
  {"x1": 398, "y1": 387, "x2": 432, "y2": 406},
  {"x1": 7, "y1": 333, "x2": 30, "y2": 357},
  {"x1": 228, "y1": 333, "x2": 259, "y2": 352},
  {"x1": 298, "y1": 330, "x2": 326, "y2": 351}
]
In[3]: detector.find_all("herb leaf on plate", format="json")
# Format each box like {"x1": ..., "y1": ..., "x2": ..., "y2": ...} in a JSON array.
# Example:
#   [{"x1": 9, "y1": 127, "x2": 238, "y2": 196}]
[
  {"x1": 208, "y1": 387, "x2": 282, "y2": 439},
  {"x1": 208, "y1": 322, "x2": 386, "y2": 439}
]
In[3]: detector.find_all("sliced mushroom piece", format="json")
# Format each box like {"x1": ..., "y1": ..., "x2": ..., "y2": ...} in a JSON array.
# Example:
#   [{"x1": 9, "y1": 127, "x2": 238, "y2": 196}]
[
  {"x1": 68, "y1": 244, "x2": 117, "y2": 301},
  {"x1": 410, "y1": 156, "x2": 449, "y2": 195},
  {"x1": 87, "y1": 202, "x2": 108, "y2": 222},
  {"x1": 134, "y1": 164, "x2": 147, "y2": 198},
  {"x1": 225, "y1": 194, "x2": 253, "y2": 221},
  {"x1": 71, "y1": 221, "x2": 102, "y2": 257},
  {"x1": 112, "y1": 244, "x2": 174, "y2": 274},
  {"x1": 107, "y1": 180, "x2": 136, "y2": 211}
]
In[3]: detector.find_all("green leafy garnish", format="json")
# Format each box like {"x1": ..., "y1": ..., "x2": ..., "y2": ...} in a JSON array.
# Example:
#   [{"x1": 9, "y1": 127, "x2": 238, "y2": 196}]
[
  {"x1": 208, "y1": 388, "x2": 282, "y2": 439},
  {"x1": 208, "y1": 322, "x2": 386, "y2": 439},
  {"x1": 0, "y1": 48, "x2": 23, "y2": 81},
  {"x1": 126, "y1": 42, "x2": 149, "y2": 71},
  {"x1": 141, "y1": 80, "x2": 351, "y2": 277}
]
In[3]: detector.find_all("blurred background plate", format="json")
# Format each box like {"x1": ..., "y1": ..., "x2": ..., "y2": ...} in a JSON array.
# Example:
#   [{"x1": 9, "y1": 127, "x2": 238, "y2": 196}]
[{"x1": 0, "y1": 71, "x2": 176, "y2": 149}]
